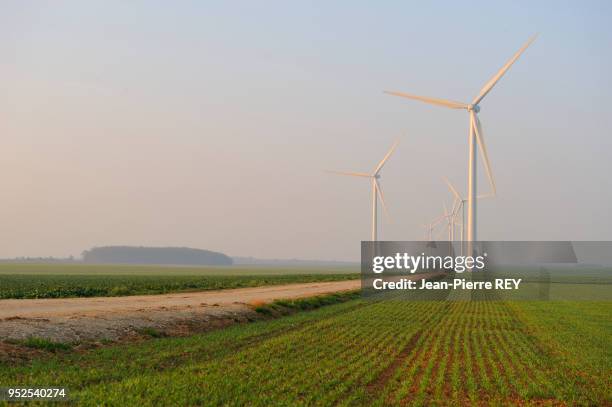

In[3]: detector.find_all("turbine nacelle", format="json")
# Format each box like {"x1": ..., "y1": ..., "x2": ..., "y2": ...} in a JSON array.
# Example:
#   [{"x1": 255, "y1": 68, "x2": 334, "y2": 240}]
[{"x1": 467, "y1": 104, "x2": 480, "y2": 113}]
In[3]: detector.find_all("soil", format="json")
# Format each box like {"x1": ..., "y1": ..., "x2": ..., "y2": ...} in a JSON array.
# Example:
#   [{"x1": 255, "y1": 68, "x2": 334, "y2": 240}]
[{"x1": 0, "y1": 280, "x2": 360, "y2": 343}]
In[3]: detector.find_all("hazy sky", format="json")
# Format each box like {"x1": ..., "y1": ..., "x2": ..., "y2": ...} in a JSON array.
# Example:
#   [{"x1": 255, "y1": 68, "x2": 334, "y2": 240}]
[{"x1": 1, "y1": 1, "x2": 611, "y2": 260}]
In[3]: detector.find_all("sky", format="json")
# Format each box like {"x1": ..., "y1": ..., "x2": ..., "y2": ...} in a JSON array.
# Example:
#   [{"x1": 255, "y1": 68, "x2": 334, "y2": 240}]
[{"x1": 0, "y1": 1, "x2": 611, "y2": 261}]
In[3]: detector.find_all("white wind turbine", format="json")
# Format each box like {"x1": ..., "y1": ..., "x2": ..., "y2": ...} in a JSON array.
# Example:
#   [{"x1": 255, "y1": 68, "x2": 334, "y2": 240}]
[
  {"x1": 422, "y1": 213, "x2": 445, "y2": 241},
  {"x1": 442, "y1": 203, "x2": 456, "y2": 242},
  {"x1": 386, "y1": 35, "x2": 536, "y2": 255},
  {"x1": 328, "y1": 141, "x2": 399, "y2": 241},
  {"x1": 445, "y1": 178, "x2": 466, "y2": 243},
  {"x1": 442, "y1": 203, "x2": 461, "y2": 256},
  {"x1": 422, "y1": 224, "x2": 432, "y2": 241},
  {"x1": 443, "y1": 177, "x2": 491, "y2": 254}
]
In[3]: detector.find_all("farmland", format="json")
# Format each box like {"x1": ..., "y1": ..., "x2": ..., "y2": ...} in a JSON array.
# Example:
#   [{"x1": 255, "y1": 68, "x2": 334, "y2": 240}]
[
  {"x1": 0, "y1": 263, "x2": 358, "y2": 299},
  {"x1": 0, "y1": 298, "x2": 609, "y2": 405}
]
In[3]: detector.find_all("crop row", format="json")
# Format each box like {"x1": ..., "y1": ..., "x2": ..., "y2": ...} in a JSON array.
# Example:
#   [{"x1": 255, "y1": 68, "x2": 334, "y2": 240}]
[
  {"x1": 73, "y1": 300, "x2": 581, "y2": 405},
  {"x1": 0, "y1": 298, "x2": 608, "y2": 405}
]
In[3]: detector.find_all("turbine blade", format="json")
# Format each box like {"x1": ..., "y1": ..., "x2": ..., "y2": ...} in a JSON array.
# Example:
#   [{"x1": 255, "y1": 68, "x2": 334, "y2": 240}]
[
  {"x1": 326, "y1": 170, "x2": 371, "y2": 178},
  {"x1": 375, "y1": 180, "x2": 391, "y2": 221},
  {"x1": 384, "y1": 90, "x2": 468, "y2": 110},
  {"x1": 472, "y1": 113, "x2": 497, "y2": 196},
  {"x1": 431, "y1": 214, "x2": 445, "y2": 227},
  {"x1": 477, "y1": 193, "x2": 494, "y2": 199},
  {"x1": 472, "y1": 35, "x2": 537, "y2": 105},
  {"x1": 452, "y1": 203, "x2": 462, "y2": 218},
  {"x1": 374, "y1": 139, "x2": 400, "y2": 175},
  {"x1": 451, "y1": 199, "x2": 461, "y2": 216},
  {"x1": 443, "y1": 177, "x2": 463, "y2": 201}
]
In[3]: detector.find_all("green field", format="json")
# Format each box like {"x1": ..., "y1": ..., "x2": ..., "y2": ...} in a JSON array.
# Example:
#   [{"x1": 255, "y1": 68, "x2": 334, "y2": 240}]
[
  {"x1": 0, "y1": 263, "x2": 358, "y2": 276},
  {"x1": 1, "y1": 298, "x2": 609, "y2": 406},
  {"x1": 0, "y1": 263, "x2": 358, "y2": 299}
]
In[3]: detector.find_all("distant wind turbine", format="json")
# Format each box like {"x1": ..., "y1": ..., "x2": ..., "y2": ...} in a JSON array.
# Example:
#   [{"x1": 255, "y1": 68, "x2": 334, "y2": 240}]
[
  {"x1": 328, "y1": 140, "x2": 399, "y2": 241},
  {"x1": 386, "y1": 35, "x2": 537, "y2": 255},
  {"x1": 422, "y1": 213, "x2": 445, "y2": 241},
  {"x1": 422, "y1": 224, "x2": 432, "y2": 241},
  {"x1": 443, "y1": 203, "x2": 455, "y2": 242},
  {"x1": 443, "y1": 177, "x2": 490, "y2": 255}
]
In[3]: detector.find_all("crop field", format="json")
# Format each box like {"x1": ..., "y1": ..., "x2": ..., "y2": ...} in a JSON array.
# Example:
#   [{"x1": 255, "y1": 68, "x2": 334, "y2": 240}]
[
  {"x1": 1, "y1": 298, "x2": 609, "y2": 406},
  {"x1": 0, "y1": 263, "x2": 358, "y2": 299}
]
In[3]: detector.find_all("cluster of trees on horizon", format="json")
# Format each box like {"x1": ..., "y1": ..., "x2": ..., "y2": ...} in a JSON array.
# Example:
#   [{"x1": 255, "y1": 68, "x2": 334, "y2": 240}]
[
  {"x1": 81, "y1": 246, "x2": 233, "y2": 266},
  {"x1": 0, "y1": 246, "x2": 233, "y2": 266},
  {"x1": 0, "y1": 247, "x2": 359, "y2": 267}
]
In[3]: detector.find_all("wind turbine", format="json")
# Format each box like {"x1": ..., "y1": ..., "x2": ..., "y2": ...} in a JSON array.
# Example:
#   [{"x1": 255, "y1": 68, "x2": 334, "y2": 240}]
[
  {"x1": 443, "y1": 203, "x2": 455, "y2": 242},
  {"x1": 423, "y1": 213, "x2": 445, "y2": 241},
  {"x1": 328, "y1": 140, "x2": 399, "y2": 241},
  {"x1": 441, "y1": 203, "x2": 461, "y2": 256},
  {"x1": 385, "y1": 35, "x2": 536, "y2": 255},
  {"x1": 422, "y1": 223, "x2": 435, "y2": 241},
  {"x1": 443, "y1": 177, "x2": 490, "y2": 254}
]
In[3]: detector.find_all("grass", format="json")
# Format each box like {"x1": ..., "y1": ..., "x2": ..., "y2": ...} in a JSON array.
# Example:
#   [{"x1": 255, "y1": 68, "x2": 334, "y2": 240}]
[
  {"x1": 0, "y1": 263, "x2": 359, "y2": 299},
  {"x1": 136, "y1": 327, "x2": 165, "y2": 338},
  {"x1": 0, "y1": 298, "x2": 609, "y2": 405},
  {"x1": 253, "y1": 291, "x2": 361, "y2": 315},
  {"x1": 20, "y1": 337, "x2": 73, "y2": 352}
]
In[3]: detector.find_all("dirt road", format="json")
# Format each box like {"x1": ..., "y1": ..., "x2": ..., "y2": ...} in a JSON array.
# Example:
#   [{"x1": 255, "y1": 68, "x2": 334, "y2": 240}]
[
  {"x1": 0, "y1": 280, "x2": 360, "y2": 320},
  {"x1": 0, "y1": 280, "x2": 363, "y2": 343},
  {"x1": 0, "y1": 274, "x2": 439, "y2": 344}
]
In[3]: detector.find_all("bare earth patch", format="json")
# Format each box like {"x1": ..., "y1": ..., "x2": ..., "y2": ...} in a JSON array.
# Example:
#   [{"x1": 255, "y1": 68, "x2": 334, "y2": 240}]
[{"x1": 0, "y1": 280, "x2": 360, "y2": 343}]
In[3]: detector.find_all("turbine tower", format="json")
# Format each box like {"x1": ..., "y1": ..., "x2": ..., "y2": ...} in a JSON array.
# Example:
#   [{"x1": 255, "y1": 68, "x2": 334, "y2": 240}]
[
  {"x1": 328, "y1": 140, "x2": 399, "y2": 241},
  {"x1": 386, "y1": 36, "x2": 536, "y2": 255}
]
